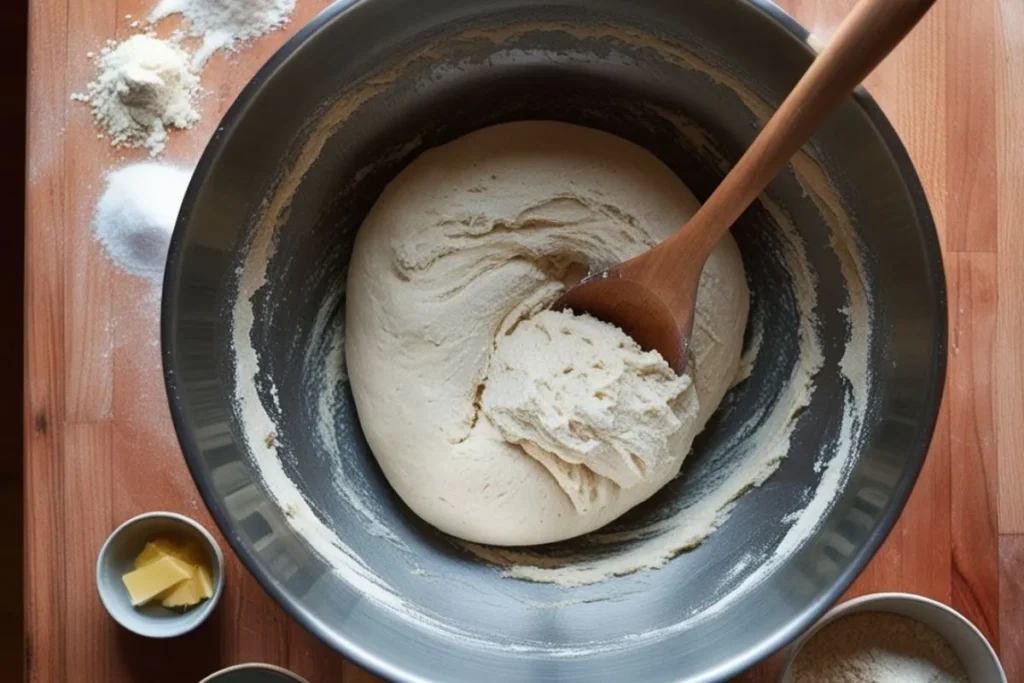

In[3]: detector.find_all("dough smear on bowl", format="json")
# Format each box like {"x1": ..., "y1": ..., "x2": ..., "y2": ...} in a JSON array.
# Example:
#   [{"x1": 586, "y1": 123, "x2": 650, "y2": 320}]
[{"x1": 345, "y1": 121, "x2": 749, "y2": 545}]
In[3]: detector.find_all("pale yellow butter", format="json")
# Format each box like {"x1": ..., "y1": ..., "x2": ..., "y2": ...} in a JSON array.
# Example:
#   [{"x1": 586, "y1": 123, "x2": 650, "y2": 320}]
[
  {"x1": 130, "y1": 538, "x2": 214, "y2": 609},
  {"x1": 135, "y1": 538, "x2": 206, "y2": 568},
  {"x1": 122, "y1": 554, "x2": 194, "y2": 606},
  {"x1": 159, "y1": 565, "x2": 213, "y2": 608}
]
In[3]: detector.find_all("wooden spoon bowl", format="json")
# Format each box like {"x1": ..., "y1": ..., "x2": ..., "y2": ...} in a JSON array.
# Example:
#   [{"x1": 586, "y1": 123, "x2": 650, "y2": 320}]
[{"x1": 556, "y1": 0, "x2": 937, "y2": 373}]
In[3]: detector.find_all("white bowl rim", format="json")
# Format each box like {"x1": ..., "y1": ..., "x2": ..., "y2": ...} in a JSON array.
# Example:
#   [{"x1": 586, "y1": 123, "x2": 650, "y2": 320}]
[
  {"x1": 777, "y1": 591, "x2": 1006, "y2": 683},
  {"x1": 95, "y1": 510, "x2": 226, "y2": 638}
]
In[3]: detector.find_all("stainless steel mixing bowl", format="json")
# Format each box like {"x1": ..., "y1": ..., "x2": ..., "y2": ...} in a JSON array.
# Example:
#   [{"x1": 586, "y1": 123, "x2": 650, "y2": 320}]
[{"x1": 162, "y1": 1, "x2": 946, "y2": 681}]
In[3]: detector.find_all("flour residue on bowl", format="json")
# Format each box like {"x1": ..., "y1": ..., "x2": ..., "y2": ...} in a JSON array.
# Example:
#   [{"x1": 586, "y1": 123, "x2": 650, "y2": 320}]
[
  {"x1": 229, "y1": 18, "x2": 875, "y2": 653},
  {"x1": 305, "y1": 280, "x2": 404, "y2": 544},
  {"x1": 232, "y1": 240, "x2": 407, "y2": 611}
]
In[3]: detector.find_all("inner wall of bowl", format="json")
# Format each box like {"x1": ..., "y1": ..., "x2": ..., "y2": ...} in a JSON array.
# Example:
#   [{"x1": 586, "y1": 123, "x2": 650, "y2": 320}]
[
  {"x1": 235, "y1": 15, "x2": 872, "y2": 648},
  {"x1": 190, "y1": 2, "x2": 944, "y2": 679}
]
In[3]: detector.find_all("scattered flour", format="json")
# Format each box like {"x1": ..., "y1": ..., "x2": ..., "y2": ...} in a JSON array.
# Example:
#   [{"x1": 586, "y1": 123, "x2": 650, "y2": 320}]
[
  {"x1": 787, "y1": 612, "x2": 969, "y2": 683},
  {"x1": 93, "y1": 162, "x2": 192, "y2": 282},
  {"x1": 150, "y1": 0, "x2": 297, "y2": 65},
  {"x1": 73, "y1": 35, "x2": 200, "y2": 156}
]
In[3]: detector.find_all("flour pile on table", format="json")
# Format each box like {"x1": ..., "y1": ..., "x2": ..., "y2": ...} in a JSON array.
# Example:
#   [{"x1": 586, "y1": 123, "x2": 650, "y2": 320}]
[
  {"x1": 150, "y1": 0, "x2": 297, "y2": 65},
  {"x1": 74, "y1": 0, "x2": 298, "y2": 153},
  {"x1": 72, "y1": 35, "x2": 200, "y2": 156},
  {"x1": 93, "y1": 163, "x2": 192, "y2": 283}
]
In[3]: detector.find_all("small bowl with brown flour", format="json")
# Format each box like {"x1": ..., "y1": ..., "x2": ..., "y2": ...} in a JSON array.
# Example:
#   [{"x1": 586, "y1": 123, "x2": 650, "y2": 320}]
[{"x1": 780, "y1": 593, "x2": 1006, "y2": 683}]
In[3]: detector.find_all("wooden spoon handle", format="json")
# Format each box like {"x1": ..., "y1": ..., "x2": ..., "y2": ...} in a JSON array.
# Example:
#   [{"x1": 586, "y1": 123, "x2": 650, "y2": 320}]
[{"x1": 673, "y1": 0, "x2": 937, "y2": 258}]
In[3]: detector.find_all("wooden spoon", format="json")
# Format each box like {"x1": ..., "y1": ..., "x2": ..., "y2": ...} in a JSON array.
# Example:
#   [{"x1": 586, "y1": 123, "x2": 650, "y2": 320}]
[{"x1": 555, "y1": 0, "x2": 937, "y2": 373}]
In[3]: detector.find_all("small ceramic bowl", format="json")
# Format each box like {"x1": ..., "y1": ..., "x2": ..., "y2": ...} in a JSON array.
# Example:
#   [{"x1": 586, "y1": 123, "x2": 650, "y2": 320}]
[
  {"x1": 199, "y1": 663, "x2": 311, "y2": 683},
  {"x1": 779, "y1": 592, "x2": 1006, "y2": 682},
  {"x1": 96, "y1": 511, "x2": 225, "y2": 638}
]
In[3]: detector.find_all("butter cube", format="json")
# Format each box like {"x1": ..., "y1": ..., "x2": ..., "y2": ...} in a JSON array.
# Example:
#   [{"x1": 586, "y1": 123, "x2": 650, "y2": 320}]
[
  {"x1": 135, "y1": 540, "x2": 172, "y2": 569},
  {"x1": 131, "y1": 537, "x2": 213, "y2": 610},
  {"x1": 160, "y1": 564, "x2": 214, "y2": 609},
  {"x1": 160, "y1": 575, "x2": 206, "y2": 608},
  {"x1": 135, "y1": 539, "x2": 207, "y2": 569},
  {"x1": 195, "y1": 564, "x2": 214, "y2": 597},
  {"x1": 122, "y1": 555, "x2": 194, "y2": 606}
]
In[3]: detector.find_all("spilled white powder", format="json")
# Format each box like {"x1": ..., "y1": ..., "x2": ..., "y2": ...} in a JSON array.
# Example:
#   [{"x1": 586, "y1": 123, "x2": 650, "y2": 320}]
[
  {"x1": 73, "y1": 35, "x2": 200, "y2": 156},
  {"x1": 150, "y1": 0, "x2": 297, "y2": 66},
  {"x1": 93, "y1": 163, "x2": 192, "y2": 282},
  {"x1": 788, "y1": 612, "x2": 969, "y2": 683}
]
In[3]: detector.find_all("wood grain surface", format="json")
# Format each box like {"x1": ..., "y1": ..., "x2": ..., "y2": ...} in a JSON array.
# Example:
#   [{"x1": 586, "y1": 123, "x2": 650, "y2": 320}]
[{"x1": 24, "y1": 0, "x2": 1022, "y2": 681}]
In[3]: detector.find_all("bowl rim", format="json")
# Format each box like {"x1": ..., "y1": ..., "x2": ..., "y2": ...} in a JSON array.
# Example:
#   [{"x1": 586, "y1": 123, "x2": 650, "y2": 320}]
[
  {"x1": 160, "y1": 0, "x2": 948, "y2": 680},
  {"x1": 95, "y1": 511, "x2": 226, "y2": 639},
  {"x1": 198, "y1": 662, "x2": 312, "y2": 683},
  {"x1": 776, "y1": 592, "x2": 1007, "y2": 683}
]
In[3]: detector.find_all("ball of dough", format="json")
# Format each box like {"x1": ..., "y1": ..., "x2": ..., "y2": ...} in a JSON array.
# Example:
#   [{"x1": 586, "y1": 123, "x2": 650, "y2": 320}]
[
  {"x1": 345, "y1": 121, "x2": 748, "y2": 545},
  {"x1": 482, "y1": 309, "x2": 697, "y2": 514}
]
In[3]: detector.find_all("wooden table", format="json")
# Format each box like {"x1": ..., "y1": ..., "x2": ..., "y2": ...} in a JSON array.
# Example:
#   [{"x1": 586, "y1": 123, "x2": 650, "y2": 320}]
[{"x1": 25, "y1": 0, "x2": 1023, "y2": 680}]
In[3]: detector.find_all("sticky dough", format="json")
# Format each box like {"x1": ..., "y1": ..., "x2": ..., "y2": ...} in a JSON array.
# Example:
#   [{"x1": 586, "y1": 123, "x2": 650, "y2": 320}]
[{"x1": 345, "y1": 121, "x2": 749, "y2": 545}]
